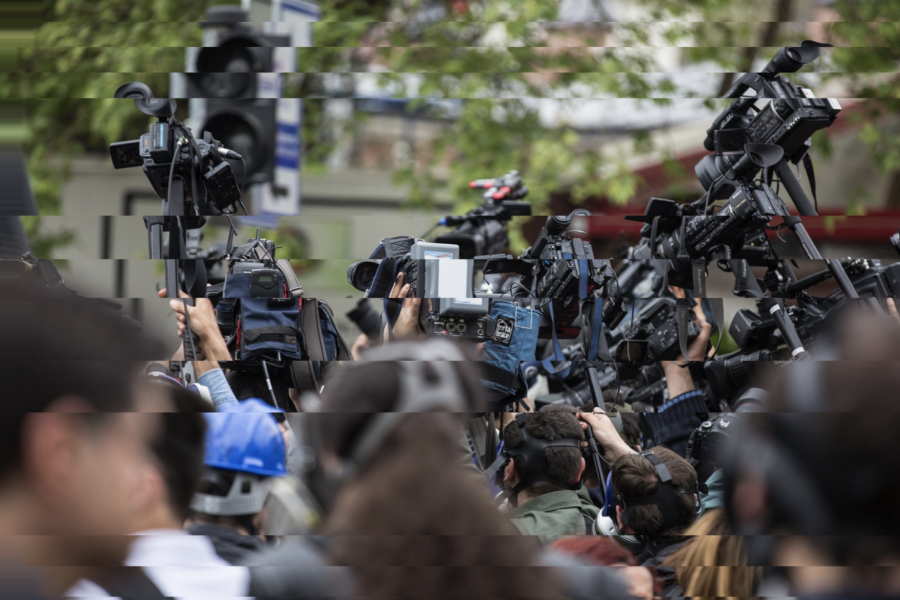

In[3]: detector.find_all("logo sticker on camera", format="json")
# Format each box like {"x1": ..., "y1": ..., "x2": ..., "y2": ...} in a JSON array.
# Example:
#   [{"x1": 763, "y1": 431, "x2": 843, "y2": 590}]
[{"x1": 494, "y1": 317, "x2": 514, "y2": 346}]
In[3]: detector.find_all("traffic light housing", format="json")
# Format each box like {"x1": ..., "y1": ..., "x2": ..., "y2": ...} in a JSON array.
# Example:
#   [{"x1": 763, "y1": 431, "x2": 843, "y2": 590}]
[
  {"x1": 185, "y1": 6, "x2": 288, "y2": 187},
  {"x1": 201, "y1": 98, "x2": 277, "y2": 187}
]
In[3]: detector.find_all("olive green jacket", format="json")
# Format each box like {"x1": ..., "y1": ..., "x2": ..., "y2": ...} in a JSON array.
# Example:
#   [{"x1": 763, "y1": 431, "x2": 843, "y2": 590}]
[{"x1": 507, "y1": 489, "x2": 600, "y2": 545}]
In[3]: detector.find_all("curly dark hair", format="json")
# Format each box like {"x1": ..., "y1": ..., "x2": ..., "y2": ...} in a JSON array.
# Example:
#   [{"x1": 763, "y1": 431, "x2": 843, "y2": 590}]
[{"x1": 502, "y1": 404, "x2": 585, "y2": 498}]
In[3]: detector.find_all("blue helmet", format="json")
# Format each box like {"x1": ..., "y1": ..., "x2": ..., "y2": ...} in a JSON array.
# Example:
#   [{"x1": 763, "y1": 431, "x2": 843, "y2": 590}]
[{"x1": 202, "y1": 398, "x2": 289, "y2": 478}]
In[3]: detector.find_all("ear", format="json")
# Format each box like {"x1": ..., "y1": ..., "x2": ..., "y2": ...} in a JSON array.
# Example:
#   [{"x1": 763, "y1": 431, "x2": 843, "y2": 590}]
[
  {"x1": 132, "y1": 461, "x2": 163, "y2": 515},
  {"x1": 503, "y1": 459, "x2": 517, "y2": 484},
  {"x1": 574, "y1": 456, "x2": 586, "y2": 484},
  {"x1": 616, "y1": 504, "x2": 625, "y2": 529},
  {"x1": 21, "y1": 398, "x2": 95, "y2": 500}
]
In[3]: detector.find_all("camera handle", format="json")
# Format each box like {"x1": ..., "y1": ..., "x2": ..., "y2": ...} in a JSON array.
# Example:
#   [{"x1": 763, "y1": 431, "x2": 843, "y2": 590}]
[
  {"x1": 145, "y1": 215, "x2": 206, "y2": 361},
  {"x1": 758, "y1": 298, "x2": 810, "y2": 360}
]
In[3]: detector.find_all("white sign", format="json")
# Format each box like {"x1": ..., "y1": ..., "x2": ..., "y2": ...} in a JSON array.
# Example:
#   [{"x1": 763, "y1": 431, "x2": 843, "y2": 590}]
[{"x1": 258, "y1": 98, "x2": 302, "y2": 215}]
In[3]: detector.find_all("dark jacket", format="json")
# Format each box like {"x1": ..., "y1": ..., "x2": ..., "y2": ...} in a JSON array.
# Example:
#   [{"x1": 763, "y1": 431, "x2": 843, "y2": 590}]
[{"x1": 186, "y1": 523, "x2": 268, "y2": 565}]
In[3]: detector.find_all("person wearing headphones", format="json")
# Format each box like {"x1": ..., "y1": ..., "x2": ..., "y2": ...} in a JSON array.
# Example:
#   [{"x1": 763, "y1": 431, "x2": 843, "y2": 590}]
[
  {"x1": 580, "y1": 406, "x2": 701, "y2": 595},
  {"x1": 185, "y1": 398, "x2": 289, "y2": 565},
  {"x1": 498, "y1": 405, "x2": 600, "y2": 544}
]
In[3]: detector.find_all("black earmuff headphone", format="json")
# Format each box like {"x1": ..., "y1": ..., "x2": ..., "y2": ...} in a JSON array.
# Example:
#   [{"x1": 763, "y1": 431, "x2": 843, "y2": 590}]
[
  {"x1": 490, "y1": 413, "x2": 585, "y2": 497},
  {"x1": 611, "y1": 450, "x2": 700, "y2": 530}
]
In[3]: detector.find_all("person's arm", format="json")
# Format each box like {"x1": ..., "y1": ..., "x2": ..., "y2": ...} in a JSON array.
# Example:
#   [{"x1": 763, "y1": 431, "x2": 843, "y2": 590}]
[
  {"x1": 660, "y1": 295, "x2": 712, "y2": 398},
  {"x1": 197, "y1": 367, "x2": 239, "y2": 408},
  {"x1": 578, "y1": 409, "x2": 635, "y2": 463}
]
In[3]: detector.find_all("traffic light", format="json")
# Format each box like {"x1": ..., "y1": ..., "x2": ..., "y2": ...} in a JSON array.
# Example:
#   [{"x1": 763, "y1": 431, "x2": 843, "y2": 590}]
[{"x1": 186, "y1": 6, "x2": 287, "y2": 186}]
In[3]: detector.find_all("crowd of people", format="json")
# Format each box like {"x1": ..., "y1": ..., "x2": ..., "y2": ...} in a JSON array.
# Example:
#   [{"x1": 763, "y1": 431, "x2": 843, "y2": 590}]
[{"x1": 3, "y1": 271, "x2": 900, "y2": 600}]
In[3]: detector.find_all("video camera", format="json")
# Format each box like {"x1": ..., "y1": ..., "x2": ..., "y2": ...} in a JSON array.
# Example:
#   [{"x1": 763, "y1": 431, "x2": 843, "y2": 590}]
[
  {"x1": 435, "y1": 170, "x2": 533, "y2": 260},
  {"x1": 109, "y1": 82, "x2": 243, "y2": 216},
  {"x1": 483, "y1": 211, "x2": 614, "y2": 339},
  {"x1": 698, "y1": 41, "x2": 840, "y2": 205},
  {"x1": 606, "y1": 297, "x2": 714, "y2": 365},
  {"x1": 349, "y1": 237, "x2": 499, "y2": 342}
]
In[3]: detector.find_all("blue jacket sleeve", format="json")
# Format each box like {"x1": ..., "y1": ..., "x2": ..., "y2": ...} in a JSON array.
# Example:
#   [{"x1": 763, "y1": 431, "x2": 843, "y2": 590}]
[{"x1": 198, "y1": 368, "x2": 239, "y2": 409}]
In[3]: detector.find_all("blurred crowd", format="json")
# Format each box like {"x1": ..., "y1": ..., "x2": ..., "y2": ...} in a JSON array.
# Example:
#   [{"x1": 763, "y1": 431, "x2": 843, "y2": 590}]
[{"x1": 3, "y1": 271, "x2": 900, "y2": 600}]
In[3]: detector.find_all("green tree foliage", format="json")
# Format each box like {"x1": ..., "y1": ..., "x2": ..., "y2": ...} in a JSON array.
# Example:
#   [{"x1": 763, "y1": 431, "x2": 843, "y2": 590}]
[{"x1": 4, "y1": 0, "x2": 898, "y2": 256}]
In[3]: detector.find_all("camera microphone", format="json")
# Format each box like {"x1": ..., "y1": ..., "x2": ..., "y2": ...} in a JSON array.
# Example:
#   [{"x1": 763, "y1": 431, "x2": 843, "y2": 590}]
[{"x1": 217, "y1": 147, "x2": 243, "y2": 160}]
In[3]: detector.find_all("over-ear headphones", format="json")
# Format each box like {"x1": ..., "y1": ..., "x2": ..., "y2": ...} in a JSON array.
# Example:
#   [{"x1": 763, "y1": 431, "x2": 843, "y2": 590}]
[{"x1": 594, "y1": 449, "x2": 700, "y2": 552}]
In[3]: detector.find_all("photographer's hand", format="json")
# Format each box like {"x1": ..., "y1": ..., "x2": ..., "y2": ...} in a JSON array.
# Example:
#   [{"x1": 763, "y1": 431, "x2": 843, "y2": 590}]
[
  {"x1": 578, "y1": 409, "x2": 633, "y2": 463},
  {"x1": 660, "y1": 294, "x2": 712, "y2": 398},
  {"x1": 351, "y1": 333, "x2": 371, "y2": 360},
  {"x1": 159, "y1": 288, "x2": 231, "y2": 363},
  {"x1": 888, "y1": 298, "x2": 900, "y2": 325},
  {"x1": 384, "y1": 273, "x2": 425, "y2": 341}
]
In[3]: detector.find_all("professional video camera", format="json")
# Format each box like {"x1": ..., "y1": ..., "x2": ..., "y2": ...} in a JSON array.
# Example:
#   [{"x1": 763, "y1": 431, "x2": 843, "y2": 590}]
[
  {"x1": 703, "y1": 350, "x2": 786, "y2": 406},
  {"x1": 203, "y1": 229, "x2": 351, "y2": 407},
  {"x1": 434, "y1": 170, "x2": 533, "y2": 259},
  {"x1": 110, "y1": 82, "x2": 244, "y2": 216},
  {"x1": 205, "y1": 229, "x2": 303, "y2": 359},
  {"x1": 701, "y1": 40, "x2": 840, "y2": 197},
  {"x1": 483, "y1": 211, "x2": 615, "y2": 339},
  {"x1": 348, "y1": 237, "x2": 499, "y2": 342},
  {"x1": 625, "y1": 42, "x2": 872, "y2": 313},
  {"x1": 606, "y1": 297, "x2": 715, "y2": 366}
]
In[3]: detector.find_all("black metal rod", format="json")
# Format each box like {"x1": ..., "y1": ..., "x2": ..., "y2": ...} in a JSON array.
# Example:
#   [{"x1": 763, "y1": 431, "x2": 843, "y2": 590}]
[{"x1": 775, "y1": 160, "x2": 817, "y2": 216}]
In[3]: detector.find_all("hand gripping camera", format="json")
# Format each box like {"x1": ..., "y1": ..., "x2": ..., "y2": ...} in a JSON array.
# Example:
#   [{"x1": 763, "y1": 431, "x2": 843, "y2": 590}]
[{"x1": 606, "y1": 297, "x2": 717, "y2": 366}]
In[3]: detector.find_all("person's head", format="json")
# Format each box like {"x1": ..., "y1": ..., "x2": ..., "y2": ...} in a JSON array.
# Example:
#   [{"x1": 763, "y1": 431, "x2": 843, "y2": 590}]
[
  {"x1": 0, "y1": 289, "x2": 163, "y2": 592},
  {"x1": 724, "y1": 326, "x2": 900, "y2": 595},
  {"x1": 300, "y1": 340, "x2": 562, "y2": 598},
  {"x1": 549, "y1": 536, "x2": 661, "y2": 597},
  {"x1": 130, "y1": 379, "x2": 209, "y2": 530},
  {"x1": 189, "y1": 399, "x2": 288, "y2": 536},
  {"x1": 305, "y1": 341, "x2": 487, "y2": 513},
  {"x1": 501, "y1": 404, "x2": 586, "y2": 503},
  {"x1": 611, "y1": 446, "x2": 699, "y2": 538},
  {"x1": 664, "y1": 508, "x2": 762, "y2": 598}
]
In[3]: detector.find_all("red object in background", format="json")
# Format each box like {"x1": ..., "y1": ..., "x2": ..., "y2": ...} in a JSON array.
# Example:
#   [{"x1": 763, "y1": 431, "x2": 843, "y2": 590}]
[
  {"x1": 450, "y1": 0, "x2": 468, "y2": 15},
  {"x1": 581, "y1": 210, "x2": 900, "y2": 243}
]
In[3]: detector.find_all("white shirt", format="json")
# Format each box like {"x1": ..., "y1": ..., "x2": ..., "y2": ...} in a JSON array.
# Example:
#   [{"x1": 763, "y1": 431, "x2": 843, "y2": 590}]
[{"x1": 65, "y1": 529, "x2": 252, "y2": 599}]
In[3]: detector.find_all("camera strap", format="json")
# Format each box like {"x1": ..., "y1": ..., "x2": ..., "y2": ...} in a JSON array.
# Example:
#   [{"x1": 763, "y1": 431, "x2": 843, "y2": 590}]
[
  {"x1": 578, "y1": 258, "x2": 589, "y2": 298},
  {"x1": 587, "y1": 299, "x2": 613, "y2": 362},
  {"x1": 802, "y1": 154, "x2": 818, "y2": 213},
  {"x1": 182, "y1": 258, "x2": 208, "y2": 298},
  {"x1": 675, "y1": 299, "x2": 693, "y2": 362}
]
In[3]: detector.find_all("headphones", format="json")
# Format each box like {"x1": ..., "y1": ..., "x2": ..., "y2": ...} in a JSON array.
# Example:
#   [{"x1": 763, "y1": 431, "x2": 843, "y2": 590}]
[
  {"x1": 594, "y1": 450, "x2": 700, "y2": 554},
  {"x1": 291, "y1": 340, "x2": 474, "y2": 513},
  {"x1": 489, "y1": 412, "x2": 585, "y2": 497}
]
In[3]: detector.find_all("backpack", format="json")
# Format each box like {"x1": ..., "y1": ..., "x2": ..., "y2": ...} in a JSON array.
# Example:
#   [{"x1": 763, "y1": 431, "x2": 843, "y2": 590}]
[{"x1": 209, "y1": 246, "x2": 353, "y2": 404}]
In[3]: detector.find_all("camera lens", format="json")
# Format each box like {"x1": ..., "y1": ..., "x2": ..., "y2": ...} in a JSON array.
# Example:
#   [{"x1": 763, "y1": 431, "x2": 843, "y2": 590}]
[
  {"x1": 546, "y1": 215, "x2": 571, "y2": 235},
  {"x1": 347, "y1": 260, "x2": 380, "y2": 292}
]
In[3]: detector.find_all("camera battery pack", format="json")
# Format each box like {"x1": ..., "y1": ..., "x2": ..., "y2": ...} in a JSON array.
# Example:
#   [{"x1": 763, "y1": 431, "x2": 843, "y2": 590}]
[{"x1": 148, "y1": 122, "x2": 172, "y2": 163}]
